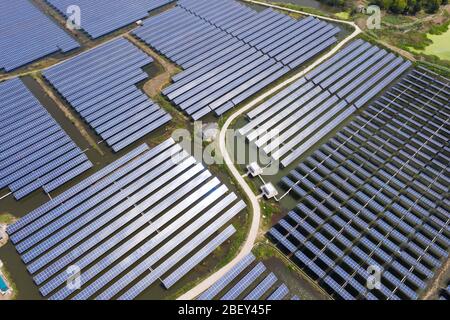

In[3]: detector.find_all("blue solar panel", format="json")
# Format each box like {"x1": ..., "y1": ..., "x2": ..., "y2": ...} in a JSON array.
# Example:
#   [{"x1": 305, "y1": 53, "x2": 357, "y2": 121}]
[
  {"x1": 46, "y1": 0, "x2": 174, "y2": 39},
  {"x1": 244, "y1": 272, "x2": 277, "y2": 300},
  {"x1": 0, "y1": 0, "x2": 79, "y2": 71},
  {"x1": 221, "y1": 262, "x2": 266, "y2": 300},
  {"x1": 41, "y1": 178, "x2": 223, "y2": 295},
  {"x1": 197, "y1": 253, "x2": 256, "y2": 300},
  {"x1": 7, "y1": 143, "x2": 150, "y2": 235},
  {"x1": 43, "y1": 38, "x2": 171, "y2": 152},
  {"x1": 266, "y1": 284, "x2": 289, "y2": 300},
  {"x1": 270, "y1": 66, "x2": 449, "y2": 300},
  {"x1": 111, "y1": 201, "x2": 245, "y2": 300},
  {"x1": 133, "y1": 1, "x2": 340, "y2": 119},
  {"x1": 0, "y1": 78, "x2": 91, "y2": 199},
  {"x1": 20, "y1": 155, "x2": 198, "y2": 261},
  {"x1": 8, "y1": 139, "x2": 247, "y2": 300},
  {"x1": 162, "y1": 225, "x2": 236, "y2": 289}
]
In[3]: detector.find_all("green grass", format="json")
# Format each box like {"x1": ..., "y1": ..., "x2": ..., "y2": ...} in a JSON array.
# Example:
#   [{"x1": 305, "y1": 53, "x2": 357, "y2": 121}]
[
  {"x1": 269, "y1": 1, "x2": 333, "y2": 18},
  {"x1": 408, "y1": 23, "x2": 450, "y2": 61},
  {"x1": 0, "y1": 213, "x2": 15, "y2": 224},
  {"x1": 382, "y1": 14, "x2": 415, "y2": 25},
  {"x1": 334, "y1": 11, "x2": 351, "y2": 20}
]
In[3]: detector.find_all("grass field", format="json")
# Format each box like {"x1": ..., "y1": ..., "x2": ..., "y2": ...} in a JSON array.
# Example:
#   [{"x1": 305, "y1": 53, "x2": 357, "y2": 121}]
[{"x1": 417, "y1": 28, "x2": 450, "y2": 61}]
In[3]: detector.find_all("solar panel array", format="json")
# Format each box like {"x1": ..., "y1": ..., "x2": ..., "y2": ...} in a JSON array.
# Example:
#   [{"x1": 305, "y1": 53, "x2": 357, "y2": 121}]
[
  {"x1": 197, "y1": 253, "x2": 299, "y2": 300},
  {"x1": 239, "y1": 39, "x2": 412, "y2": 168},
  {"x1": 135, "y1": 0, "x2": 340, "y2": 119},
  {"x1": 0, "y1": 78, "x2": 92, "y2": 200},
  {"x1": 269, "y1": 67, "x2": 450, "y2": 300},
  {"x1": 0, "y1": 0, "x2": 79, "y2": 72},
  {"x1": 43, "y1": 38, "x2": 172, "y2": 152},
  {"x1": 7, "y1": 139, "x2": 246, "y2": 300},
  {"x1": 45, "y1": 0, "x2": 174, "y2": 39}
]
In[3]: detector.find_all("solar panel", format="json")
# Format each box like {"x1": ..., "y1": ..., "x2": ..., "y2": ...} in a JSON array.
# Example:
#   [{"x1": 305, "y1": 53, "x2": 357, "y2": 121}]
[
  {"x1": 110, "y1": 202, "x2": 245, "y2": 300},
  {"x1": 0, "y1": 79, "x2": 92, "y2": 199},
  {"x1": 38, "y1": 178, "x2": 223, "y2": 293},
  {"x1": 197, "y1": 253, "x2": 256, "y2": 300},
  {"x1": 51, "y1": 180, "x2": 235, "y2": 300},
  {"x1": 270, "y1": 66, "x2": 449, "y2": 300},
  {"x1": 67, "y1": 196, "x2": 244, "y2": 300},
  {"x1": 43, "y1": 38, "x2": 171, "y2": 152},
  {"x1": 162, "y1": 225, "x2": 236, "y2": 289},
  {"x1": 0, "y1": 0, "x2": 79, "y2": 71},
  {"x1": 220, "y1": 262, "x2": 266, "y2": 300},
  {"x1": 244, "y1": 272, "x2": 277, "y2": 300},
  {"x1": 266, "y1": 284, "x2": 289, "y2": 300},
  {"x1": 133, "y1": 2, "x2": 340, "y2": 119},
  {"x1": 8, "y1": 143, "x2": 150, "y2": 237},
  {"x1": 18, "y1": 150, "x2": 193, "y2": 257},
  {"x1": 269, "y1": 228, "x2": 298, "y2": 253},
  {"x1": 46, "y1": 0, "x2": 173, "y2": 39},
  {"x1": 28, "y1": 156, "x2": 201, "y2": 273}
]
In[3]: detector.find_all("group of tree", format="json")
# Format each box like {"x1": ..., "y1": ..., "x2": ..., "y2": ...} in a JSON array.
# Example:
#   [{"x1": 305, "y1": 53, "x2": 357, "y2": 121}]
[
  {"x1": 319, "y1": 0, "x2": 346, "y2": 6},
  {"x1": 316, "y1": 0, "x2": 447, "y2": 14},
  {"x1": 370, "y1": 0, "x2": 448, "y2": 14}
]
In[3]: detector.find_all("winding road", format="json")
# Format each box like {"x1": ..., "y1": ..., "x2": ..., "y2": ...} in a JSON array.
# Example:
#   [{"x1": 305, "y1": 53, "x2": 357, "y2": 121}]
[{"x1": 177, "y1": 3, "x2": 362, "y2": 300}]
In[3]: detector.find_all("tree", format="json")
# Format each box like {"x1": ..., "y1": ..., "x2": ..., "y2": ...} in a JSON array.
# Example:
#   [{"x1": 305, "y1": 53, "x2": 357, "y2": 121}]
[
  {"x1": 371, "y1": 0, "x2": 394, "y2": 9},
  {"x1": 425, "y1": 0, "x2": 442, "y2": 13},
  {"x1": 406, "y1": 0, "x2": 422, "y2": 14},
  {"x1": 390, "y1": 0, "x2": 408, "y2": 13}
]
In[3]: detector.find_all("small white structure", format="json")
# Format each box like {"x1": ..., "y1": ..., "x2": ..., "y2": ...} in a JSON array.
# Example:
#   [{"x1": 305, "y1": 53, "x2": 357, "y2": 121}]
[
  {"x1": 136, "y1": 20, "x2": 143, "y2": 26},
  {"x1": 247, "y1": 162, "x2": 263, "y2": 177},
  {"x1": 261, "y1": 183, "x2": 278, "y2": 199}
]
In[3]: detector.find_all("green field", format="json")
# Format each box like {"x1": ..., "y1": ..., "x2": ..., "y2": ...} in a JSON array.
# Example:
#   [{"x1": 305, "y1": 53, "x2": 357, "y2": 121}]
[{"x1": 409, "y1": 28, "x2": 450, "y2": 61}]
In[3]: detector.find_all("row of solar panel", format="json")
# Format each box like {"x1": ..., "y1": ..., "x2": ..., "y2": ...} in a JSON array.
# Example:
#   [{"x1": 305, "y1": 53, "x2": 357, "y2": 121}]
[
  {"x1": 0, "y1": 78, "x2": 92, "y2": 199},
  {"x1": 135, "y1": 0, "x2": 339, "y2": 119},
  {"x1": 270, "y1": 67, "x2": 449, "y2": 300},
  {"x1": 197, "y1": 253, "x2": 300, "y2": 300},
  {"x1": 43, "y1": 38, "x2": 172, "y2": 152},
  {"x1": 239, "y1": 39, "x2": 412, "y2": 168},
  {"x1": 178, "y1": 0, "x2": 340, "y2": 69},
  {"x1": 7, "y1": 139, "x2": 246, "y2": 300},
  {"x1": 0, "y1": 0, "x2": 79, "y2": 71},
  {"x1": 46, "y1": 0, "x2": 174, "y2": 39},
  {"x1": 134, "y1": 6, "x2": 288, "y2": 119}
]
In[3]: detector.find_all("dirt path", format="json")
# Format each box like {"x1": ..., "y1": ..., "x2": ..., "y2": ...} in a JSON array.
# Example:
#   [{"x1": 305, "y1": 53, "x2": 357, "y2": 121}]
[
  {"x1": 34, "y1": 75, "x2": 104, "y2": 156},
  {"x1": 124, "y1": 34, "x2": 181, "y2": 99},
  {"x1": 422, "y1": 259, "x2": 449, "y2": 300},
  {"x1": 378, "y1": 40, "x2": 417, "y2": 61}
]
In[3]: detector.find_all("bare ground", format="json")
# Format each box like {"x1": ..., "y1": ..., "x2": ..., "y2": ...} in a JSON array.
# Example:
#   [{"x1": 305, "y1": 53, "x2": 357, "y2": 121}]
[
  {"x1": 124, "y1": 34, "x2": 181, "y2": 98},
  {"x1": 422, "y1": 259, "x2": 450, "y2": 300}
]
